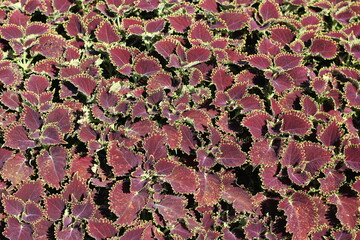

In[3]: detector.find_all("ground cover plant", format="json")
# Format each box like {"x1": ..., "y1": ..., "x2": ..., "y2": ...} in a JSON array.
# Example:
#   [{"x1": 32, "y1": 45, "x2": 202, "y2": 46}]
[{"x1": 0, "y1": 0, "x2": 359, "y2": 239}]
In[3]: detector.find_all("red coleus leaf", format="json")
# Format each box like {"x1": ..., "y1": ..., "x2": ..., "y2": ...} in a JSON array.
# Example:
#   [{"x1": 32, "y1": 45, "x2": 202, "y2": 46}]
[
  {"x1": 22, "y1": 202, "x2": 42, "y2": 223},
  {"x1": 269, "y1": 25, "x2": 295, "y2": 46},
  {"x1": 154, "y1": 38, "x2": 177, "y2": 58},
  {"x1": 344, "y1": 144, "x2": 360, "y2": 171},
  {"x1": 260, "y1": 164, "x2": 288, "y2": 191},
  {"x1": 33, "y1": 219, "x2": 54, "y2": 240},
  {"x1": 4, "y1": 125, "x2": 36, "y2": 150},
  {"x1": 69, "y1": 74, "x2": 97, "y2": 96},
  {"x1": 247, "y1": 54, "x2": 271, "y2": 70},
  {"x1": 37, "y1": 146, "x2": 67, "y2": 188},
  {"x1": 154, "y1": 195, "x2": 188, "y2": 223},
  {"x1": 145, "y1": 18, "x2": 165, "y2": 33},
  {"x1": 0, "y1": 24, "x2": 23, "y2": 40},
  {"x1": 53, "y1": 0, "x2": 72, "y2": 12},
  {"x1": 310, "y1": 37, "x2": 338, "y2": 59},
  {"x1": 199, "y1": 0, "x2": 218, "y2": 13},
  {"x1": 134, "y1": 57, "x2": 161, "y2": 76},
  {"x1": 182, "y1": 109, "x2": 210, "y2": 131},
  {"x1": 249, "y1": 139, "x2": 278, "y2": 166},
  {"x1": 281, "y1": 140, "x2": 304, "y2": 167},
  {"x1": 257, "y1": 37, "x2": 281, "y2": 56},
  {"x1": 45, "y1": 107, "x2": 72, "y2": 134},
  {"x1": 244, "y1": 220, "x2": 266, "y2": 239},
  {"x1": 87, "y1": 219, "x2": 118, "y2": 240},
  {"x1": 0, "y1": 66, "x2": 19, "y2": 86},
  {"x1": 218, "y1": 11, "x2": 248, "y2": 31},
  {"x1": 163, "y1": 124, "x2": 181, "y2": 149},
  {"x1": 0, "y1": 148, "x2": 12, "y2": 169},
  {"x1": 319, "y1": 166, "x2": 344, "y2": 194},
  {"x1": 218, "y1": 142, "x2": 247, "y2": 167},
  {"x1": 108, "y1": 141, "x2": 142, "y2": 175},
  {"x1": 279, "y1": 192, "x2": 316, "y2": 240},
  {"x1": 259, "y1": 0, "x2": 280, "y2": 22},
  {"x1": 109, "y1": 46, "x2": 132, "y2": 70},
  {"x1": 8, "y1": 10, "x2": 30, "y2": 27},
  {"x1": 274, "y1": 53, "x2": 303, "y2": 70},
  {"x1": 1, "y1": 152, "x2": 34, "y2": 185},
  {"x1": 56, "y1": 225, "x2": 84, "y2": 240},
  {"x1": 242, "y1": 111, "x2": 271, "y2": 139},
  {"x1": 32, "y1": 34, "x2": 67, "y2": 58},
  {"x1": 167, "y1": 15, "x2": 192, "y2": 32},
  {"x1": 3, "y1": 196, "x2": 24, "y2": 215},
  {"x1": 211, "y1": 66, "x2": 233, "y2": 91},
  {"x1": 44, "y1": 195, "x2": 66, "y2": 220},
  {"x1": 164, "y1": 164, "x2": 199, "y2": 194},
  {"x1": 319, "y1": 120, "x2": 342, "y2": 147},
  {"x1": 95, "y1": 20, "x2": 120, "y2": 44},
  {"x1": 132, "y1": 100, "x2": 149, "y2": 118},
  {"x1": 189, "y1": 21, "x2": 213, "y2": 44},
  {"x1": 303, "y1": 142, "x2": 332, "y2": 174},
  {"x1": 4, "y1": 217, "x2": 33, "y2": 240},
  {"x1": 271, "y1": 73, "x2": 294, "y2": 94},
  {"x1": 62, "y1": 174, "x2": 88, "y2": 202},
  {"x1": 78, "y1": 124, "x2": 97, "y2": 142},
  {"x1": 109, "y1": 181, "x2": 148, "y2": 226},
  {"x1": 345, "y1": 83, "x2": 360, "y2": 108},
  {"x1": 14, "y1": 180, "x2": 43, "y2": 203},
  {"x1": 186, "y1": 46, "x2": 211, "y2": 63},
  {"x1": 136, "y1": 0, "x2": 159, "y2": 11},
  {"x1": 301, "y1": 95, "x2": 318, "y2": 115},
  {"x1": 287, "y1": 167, "x2": 311, "y2": 186},
  {"x1": 68, "y1": 154, "x2": 93, "y2": 180},
  {"x1": 66, "y1": 14, "x2": 85, "y2": 37},
  {"x1": 41, "y1": 125, "x2": 66, "y2": 144},
  {"x1": 144, "y1": 133, "x2": 167, "y2": 160},
  {"x1": 179, "y1": 125, "x2": 197, "y2": 154},
  {"x1": 26, "y1": 75, "x2": 50, "y2": 94},
  {"x1": 71, "y1": 197, "x2": 94, "y2": 219},
  {"x1": 328, "y1": 195, "x2": 359, "y2": 230},
  {"x1": 222, "y1": 173, "x2": 253, "y2": 212},
  {"x1": 22, "y1": 105, "x2": 42, "y2": 132},
  {"x1": 1, "y1": 90, "x2": 21, "y2": 109},
  {"x1": 98, "y1": 88, "x2": 118, "y2": 109},
  {"x1": 26, "y1": 22, "x2": 49, "y2": 35},
  {"x1": 195, "y1": 172, "x2": 222, "y2": 207},
  {"x1": 281, "y1": 111, "x2": 312, "y2": 136}
]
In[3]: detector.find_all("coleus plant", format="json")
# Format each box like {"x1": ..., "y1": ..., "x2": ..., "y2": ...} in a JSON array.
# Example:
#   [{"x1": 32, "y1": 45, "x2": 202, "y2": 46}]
[{"x1": 0, "y1": 0, "x2": 359, "y2": 239}]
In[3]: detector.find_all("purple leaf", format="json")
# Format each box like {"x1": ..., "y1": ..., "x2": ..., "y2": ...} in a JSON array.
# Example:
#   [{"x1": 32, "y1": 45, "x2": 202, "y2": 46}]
[
  {"x1": 247, "y1": 54, "x2": 271, "y2": 70},
  {"x1": 281, "y1": 110, "x2": 312, "y2": 136},
  {"x1": 87, "y1": 219, "x2": 118, "y2": 240},
  {"x1": 242, "y1": 111, "x2": 271, "y2": 139},
  {"x1": 310, "y1": 37, "x2": 338, "y2": 59},
  {"x1": 218, "y1": 143, "x2": 247, "y2": 167},
  {"x1": 109, "y1": 181, "x2": 148, "y2": 226},
  {"x1": 278, "y1": 192, "x2": 316, "y2": 240},
  {"x1": 259, "y1": 0, "x2": 280, "y2": 22},
  {"x1": 4, "y1": 125, "x2": 36, "y2": 150},
  {"x1": 164, "y1": 164, "x2": 199, "y2": 194},
  {"x1": 37, "y1": 146, "x2": 67, "y2": 188},
  {"x1": 4, "y1": 217, "x2": 33, "y2": 240},
  {"x1": 344, "y1": 144, "x2": 360, "y2": 171},
  {"x1": 134, "y1": 57, "x2": 161, "y2": 76}
]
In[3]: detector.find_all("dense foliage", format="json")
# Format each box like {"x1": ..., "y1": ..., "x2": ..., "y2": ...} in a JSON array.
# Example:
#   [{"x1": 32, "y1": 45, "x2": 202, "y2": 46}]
[{"x1": 0, "y1": 0, "x2": 359, "y2": 239}]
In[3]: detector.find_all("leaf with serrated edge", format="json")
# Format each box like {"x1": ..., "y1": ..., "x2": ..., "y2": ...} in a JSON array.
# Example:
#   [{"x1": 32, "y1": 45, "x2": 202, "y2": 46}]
[
  {"x1": 195, "y1": 172, "x2": 222, "y2": 207},
  {"x1": 87, "y1": 218, "x2": 118, "y2": 240},
  {"x1": 164, "y1": 164, "x2": 199, "y2": 194},
  {"x1": 278, "y1": 192, "x2": 316, "y2": 240},
  {"x1": 37, "y1": 146, "x2": 67, "y2": 188},
  {"x1": 109, "y1": 181, "x2": 148, "y2": 226}
]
